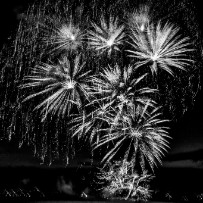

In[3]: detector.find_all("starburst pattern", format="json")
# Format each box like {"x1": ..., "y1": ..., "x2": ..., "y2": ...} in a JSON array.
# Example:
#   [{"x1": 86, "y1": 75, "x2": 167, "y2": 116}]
[
  {"x1": 127, "y1": 21, "x2": 194, "y2": 76},
  {"x1": 128, "y1": 5, "x2": 150, "y2": 32},
  {"x1": 97, "y1": 160, "x2": 153, "y2": 201},
  {"x1": 94, "y1": 104, "x2": 171, "y2": 171},
  {"x1": 88, "y1": 16, "x2": 125, "y2": 56},
  {"x1": 21, "y1": 55, "x2": 91, "y2": 121},
  {"x1": 91, "y1": 64, "x2": 157, "y2": 115},
  {"x1": 70, "y1": 64, "x2": 157, "y2": 146},
  {"x1": 47, "y1": 21, "x2": 85, "y2": 54}
]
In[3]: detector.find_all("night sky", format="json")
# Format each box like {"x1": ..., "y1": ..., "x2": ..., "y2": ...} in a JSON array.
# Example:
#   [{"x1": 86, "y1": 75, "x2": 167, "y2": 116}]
[{"x1": 0, "y1": 0, "x2": 203, "y2": 197}]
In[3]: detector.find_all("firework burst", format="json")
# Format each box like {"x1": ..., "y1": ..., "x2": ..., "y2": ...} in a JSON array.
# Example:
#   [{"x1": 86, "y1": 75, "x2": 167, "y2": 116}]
[
  {"x1": 71, "y1": 64, "x2": 157, "y2": 147},
  {"x1": 21, "y1": 55, "x2": 91, "y2": 121},
  {"x1": 127, "y1": 21, "x2": 194, "y2": 76},
  {"x1": 94, "y1": 104, "x2": 171, "y2": 172},
  {"x1": 91, "y1": 64, "x2": 157, "y2": 116},
  {"x1": 0, "y1": 0, "x2": 200, "y2": 168},
  {"x1": 97, "y1": 160, "x2": 153, "y2": 201},
  {"x1": 128, "y1": 5, "x2": 150, "y2": 32},
  {"x1": 88, "y1": 15, "x2": 125, "y2": 56},
  {"x1": 46, "y1": 20, "x2": 85, "y2": 55}
]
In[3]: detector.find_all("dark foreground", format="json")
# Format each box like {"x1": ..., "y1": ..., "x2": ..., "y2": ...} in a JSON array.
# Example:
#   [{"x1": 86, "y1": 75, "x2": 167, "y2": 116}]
[{"x1": 1, "y1": 166, "x2": 203, "y2": 202}]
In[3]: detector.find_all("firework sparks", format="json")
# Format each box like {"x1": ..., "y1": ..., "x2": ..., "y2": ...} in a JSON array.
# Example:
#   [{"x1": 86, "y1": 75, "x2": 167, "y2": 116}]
[
  {"x1": 91, "y1": 64, "x2": 157, "y2": 116},
  {"x1": 47, "y1": 21, "x2": 85, "y2": 54},
  {"x1": 94, "y1": 104, "x2": 171, "y2": 172},
  {"x1": 97, "y1": 160, "x2": 153, "y2": 201},
  {"x1": 21, "y1": 55, "x2": 91, "y2": 121},
  {"x1": 128, "y1": 5, "x2": 150, "y2": 32},
  {"x1": 0, "y1": 0, "x2": 200, "y2": 168},
  {"x1": 127, "y1": 21, "x2": 194, "y2": 76},
  {"x1": 88, "y1": 15, "x2": 125, "y2": 56}
]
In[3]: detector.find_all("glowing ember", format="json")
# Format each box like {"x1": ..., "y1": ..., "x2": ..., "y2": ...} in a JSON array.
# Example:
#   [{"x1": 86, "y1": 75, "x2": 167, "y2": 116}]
[
  {"x1": 140, "y1": 24, "x2": 145, "y2": 31},
  {"x1": 151, "y1": 54, "x2": 158, "y2": 61},
  {"x1": 64, "y1": 80, "x2": 75, "y2": 89},
  {"x1": 106, "y1": 38, "x2": 114, "y2": 46},
  {"x1": 70, "y1": 34, "x2": 76, "y2": 41}
]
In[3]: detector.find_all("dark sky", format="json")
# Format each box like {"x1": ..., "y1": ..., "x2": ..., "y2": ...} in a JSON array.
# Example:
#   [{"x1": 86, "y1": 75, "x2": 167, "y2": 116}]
[{"x1": 0, "y1": 0, "x2": 203, "y2": 171}]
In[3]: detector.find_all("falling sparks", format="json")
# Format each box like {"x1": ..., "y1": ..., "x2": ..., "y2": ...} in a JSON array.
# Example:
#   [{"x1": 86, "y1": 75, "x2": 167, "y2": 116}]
[{"x1": 0, "y1": 0, "x2": 200, "y2": 167}]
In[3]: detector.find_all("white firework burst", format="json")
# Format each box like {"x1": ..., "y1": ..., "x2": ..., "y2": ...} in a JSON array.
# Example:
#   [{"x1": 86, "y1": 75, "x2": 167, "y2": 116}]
[
  {"x1": 98, "y1": 160, "x2": 153, "y2": 201},
  {"x1": 47, "y1": 20, "x2": 85, "y2": 54},
  {"x1": 128, "y1": 5, "x2": 150, "y2": 32},
  {"x1": 21, "y1": 55, "x2": 91, "y2": 121},
  {"x1": 127, "y1": 21, "x2": 194, "y2": 76},
  {"x1": 91, "y1": 64, "x2": 156, "y2": 116},
  {"x1": 94, "y1": 104, "x2": 171, "y2": 171},
  {"x1": 88, "y1": 15, "x2": 125, "y2": 56}
]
